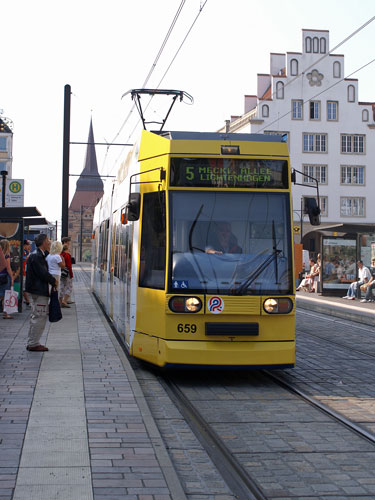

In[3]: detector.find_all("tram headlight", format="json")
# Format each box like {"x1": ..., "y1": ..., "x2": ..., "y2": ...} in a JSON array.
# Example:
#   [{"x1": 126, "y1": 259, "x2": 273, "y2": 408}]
[
  {"x1": 263, "y1": 297, "x2": 293, "y2": 314},
  {"x1": 185, "y1": 297, "x2": 201, "y2": 312},
  {"x1": 169, "y1": 296, "x2": 202, "y2": 313}
]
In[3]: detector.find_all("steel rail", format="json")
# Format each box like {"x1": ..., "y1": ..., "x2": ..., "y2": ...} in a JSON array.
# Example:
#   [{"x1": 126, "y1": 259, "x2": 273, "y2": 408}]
[
  {"x1": 264, "y1": 370, "x2": 375, "y2": 445},
  {"x1": 159, "y1": 376, "x2": 268, "y2": 500}
]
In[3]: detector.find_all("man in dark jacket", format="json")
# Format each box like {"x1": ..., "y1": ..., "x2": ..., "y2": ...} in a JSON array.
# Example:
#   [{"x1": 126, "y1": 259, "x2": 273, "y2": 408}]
[{"x1": 25, "y1": 234, "x2": 56, "y2": 351}]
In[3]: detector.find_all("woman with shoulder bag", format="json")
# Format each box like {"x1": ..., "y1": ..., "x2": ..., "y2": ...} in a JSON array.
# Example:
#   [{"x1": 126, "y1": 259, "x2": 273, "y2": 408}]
[
  {"x1": 60, "y1": 244, "x2": 73, "y2": 308},
  {"x1": 0, "y1": 240, "x2": 15, "y2": 319}
]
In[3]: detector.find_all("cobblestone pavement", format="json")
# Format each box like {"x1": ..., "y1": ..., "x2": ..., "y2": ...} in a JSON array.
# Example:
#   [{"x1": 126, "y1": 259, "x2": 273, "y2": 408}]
[
  {"x1": 135, "y1": 307, "x2": 375, "y2": 499},
  {"x1": 2, "y1": 267, "x2": 375, "y2": 500},
  {"x1": 0, "y1": 274, "x2": 186, "y2": 500}
]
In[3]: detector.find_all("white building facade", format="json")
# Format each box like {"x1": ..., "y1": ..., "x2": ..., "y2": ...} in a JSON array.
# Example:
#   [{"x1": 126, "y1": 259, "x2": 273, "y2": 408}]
[
  {"x1": 0, "y1": 114, "x2": 13, "y2": 179},
  {"x1": 220, "y1": 29, "x2": 375, "y2": 246}
]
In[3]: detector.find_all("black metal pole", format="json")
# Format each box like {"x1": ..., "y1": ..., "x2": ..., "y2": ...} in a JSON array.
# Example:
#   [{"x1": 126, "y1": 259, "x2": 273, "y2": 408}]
[
  {"x1": 300, "y1": 197, "x2": 303, "y2": 244},
  {"x1": 80, "y1": 205, "x2": 83, "y2": 261},
  {"x1": 61, "y1": 84, "x2": 71, "y2": 238},
  {"x1": 1, "y1": 170, "x2": 7, "y2": 207}
]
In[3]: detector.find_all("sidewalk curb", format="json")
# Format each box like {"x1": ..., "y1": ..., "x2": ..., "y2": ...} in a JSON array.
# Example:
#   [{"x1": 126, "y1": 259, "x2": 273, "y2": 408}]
[
  {"x1": 296, "y1": 295, "x2": 375, "y2": 326},
  {"x1": 89, "y1": 292, "x2": 188, "y2": 500}
]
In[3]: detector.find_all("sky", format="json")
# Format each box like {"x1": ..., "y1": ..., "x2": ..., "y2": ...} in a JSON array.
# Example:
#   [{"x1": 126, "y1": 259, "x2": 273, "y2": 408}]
[{"x1": 1, "y1": 0, "x2": 375, "y2": 226}]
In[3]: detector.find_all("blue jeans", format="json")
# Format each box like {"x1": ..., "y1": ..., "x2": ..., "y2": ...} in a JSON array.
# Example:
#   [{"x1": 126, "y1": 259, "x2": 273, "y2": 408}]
[
  {"x1": 365, "y1": 282, "x2": 375, "y2": 301},
  {"x1": 347, "y1": 280, "x2": 363, "y2": 298}
]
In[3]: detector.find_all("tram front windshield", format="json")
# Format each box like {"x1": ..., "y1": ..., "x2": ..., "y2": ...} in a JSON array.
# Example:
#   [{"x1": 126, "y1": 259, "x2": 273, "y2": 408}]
[{"x1": 170, "y1": 191, "x2": 292, "y2": 295}]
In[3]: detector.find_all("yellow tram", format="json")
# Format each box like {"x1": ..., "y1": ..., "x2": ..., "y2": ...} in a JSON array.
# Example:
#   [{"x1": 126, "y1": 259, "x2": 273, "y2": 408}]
[{"x1": 92, "y1": 130, "x2": 296, "y2": 368}]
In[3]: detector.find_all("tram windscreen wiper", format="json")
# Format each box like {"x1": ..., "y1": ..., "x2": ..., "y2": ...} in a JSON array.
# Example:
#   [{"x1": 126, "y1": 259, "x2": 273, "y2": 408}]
[
  {"x1": 188, "y1": 204, "x2": 207, "y2": 292},
  {"x1": 234, "y1": 221, "x2": 282, "y2": 295}
]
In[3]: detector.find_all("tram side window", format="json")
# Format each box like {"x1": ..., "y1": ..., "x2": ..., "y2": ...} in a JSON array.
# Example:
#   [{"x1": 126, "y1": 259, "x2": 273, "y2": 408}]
[
  {"x1": 99, "y1": 220, "x2": 109, "y2": 270},
  {"x1": 139, "y1": 192, "x2": 166, "y2": 289}
]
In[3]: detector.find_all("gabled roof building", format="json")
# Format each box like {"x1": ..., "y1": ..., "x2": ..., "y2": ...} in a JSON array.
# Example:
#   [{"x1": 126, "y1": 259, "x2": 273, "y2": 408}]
[{"x1": 220, "y1": 29, "x2": 375, "y2": 256}]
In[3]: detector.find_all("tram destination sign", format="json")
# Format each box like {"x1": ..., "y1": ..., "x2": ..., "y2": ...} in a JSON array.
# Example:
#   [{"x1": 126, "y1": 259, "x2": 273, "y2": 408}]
[{"x1": 170, "y1": 158, "x2": 289, "y2": 189}]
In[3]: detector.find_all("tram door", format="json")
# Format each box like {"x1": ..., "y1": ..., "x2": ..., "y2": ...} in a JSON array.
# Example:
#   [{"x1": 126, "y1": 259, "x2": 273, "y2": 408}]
[{"x1": 124, "y1": 224, "x2": 134, "y2": 348}]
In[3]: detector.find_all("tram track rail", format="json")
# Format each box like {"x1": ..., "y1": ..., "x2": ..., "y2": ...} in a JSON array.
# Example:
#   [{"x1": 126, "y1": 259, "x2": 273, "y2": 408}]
[
  {"x1": 160, "y1": 375, "x2": 268, "y2": 500},
  {"x1": 79, "y1": 265, "x2": 375, "y2": 498},
  {"x1": 263, "y1": 370, "x2": 375, "y2": 445}
]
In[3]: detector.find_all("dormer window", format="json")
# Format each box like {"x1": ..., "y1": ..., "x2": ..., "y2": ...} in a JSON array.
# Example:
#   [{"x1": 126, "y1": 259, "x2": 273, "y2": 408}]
[
  {"x1": 320, "y1": 38, "x2": 326, "y2": 53},
  {"x1": 276, "y1": 81, "x2": 284, "y2": 99},
  {"x1": 347, "y1": 85, "x2": 355, "y2": 103},
  {"x1": 290, "y1": 59, "x2": 298, "y2": 76},
  {"x1": 333, "y1": 61, "x2": 341, "y2": 78},
  {"x1": 313, "y1": 37, "x2": 319, "y2": 53},
  {"x1": 305, "y1": 37, "x2": 312, "y2": 53}
]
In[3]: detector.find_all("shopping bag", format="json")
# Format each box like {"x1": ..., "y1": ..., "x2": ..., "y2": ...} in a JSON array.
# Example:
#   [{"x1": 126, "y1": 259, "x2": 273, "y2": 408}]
[
  {"x1": 4, "y1": 287, "x2": 18, "y2": 314},
  {"x1": 49, "y1": 288, "x2": 62, "y2": 323}
]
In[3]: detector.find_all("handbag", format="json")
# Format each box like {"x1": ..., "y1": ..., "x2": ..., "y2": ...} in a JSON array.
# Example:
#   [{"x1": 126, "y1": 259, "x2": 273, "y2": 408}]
[
  {"x1": 61, "y1": 267, "x2": 69, "y2": 279},
  {"x1": 49, "y1": 288, "x2": 62, "y2": 322},
  {"x1": 0, "y1": 274, "x2": 8, "y2": 285},
  {"x1": 4, "y1": 287, "x2": 18, "y2": 314}
]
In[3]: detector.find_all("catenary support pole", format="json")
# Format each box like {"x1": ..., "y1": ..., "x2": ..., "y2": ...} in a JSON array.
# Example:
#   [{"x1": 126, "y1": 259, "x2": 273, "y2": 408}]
[{"x1": 61, "y1": 84, "x2": 71, "y2": 238}]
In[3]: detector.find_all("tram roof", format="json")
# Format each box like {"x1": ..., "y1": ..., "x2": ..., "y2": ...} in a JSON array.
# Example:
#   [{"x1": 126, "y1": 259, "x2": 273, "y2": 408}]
[{"x1": 155, "y1": 131, "x2": 285, "y2": 143}]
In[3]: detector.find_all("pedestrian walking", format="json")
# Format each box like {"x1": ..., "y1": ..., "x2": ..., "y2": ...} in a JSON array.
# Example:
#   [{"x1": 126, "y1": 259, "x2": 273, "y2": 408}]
[
  {"x1": 0, "y1": 239, "x2": 15, "y2": 319},
  {"x1": 25, "y1": 234, "x2": 56, "y2": 352}
]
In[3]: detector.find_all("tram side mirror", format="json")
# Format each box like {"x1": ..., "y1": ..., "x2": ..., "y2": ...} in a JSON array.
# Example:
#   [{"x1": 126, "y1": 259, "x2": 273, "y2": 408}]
[
  {"x1": 126, "y1": 193, "x2": 141, "y2": 221},
  {"x1": 304, "y1": 197, "x2": 321, "y2": 226}
]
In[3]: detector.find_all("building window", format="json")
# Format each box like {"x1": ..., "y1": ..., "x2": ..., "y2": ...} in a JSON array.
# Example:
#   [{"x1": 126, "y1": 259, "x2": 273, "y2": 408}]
[
  {"x1": 303, "y1": 164, "x2": 327, "y2": 184},
  {"x1": 347, "y1": 85, "x2": 355, "y2": 102},
  {"x1": 340, "y1": 197, "x2": 365, "y2": 217},
  {"x1": 262, "y1": 104, "x2": 269, "y2": 118},
  {"x1": 333, "y1": 61, "x2": 341, "y2": 78},
  {"x1": 313, "y1": 37, "x2": 319, "y2": 53},
  {"x1": 305, "y1": 37, "x2": 312, "y2": 53},
  {"x1": 303, "y1": 133, "x2": 327, "y2": 152},
  {"x1": 276, "y1": 81, "x2": 284, "y2": 99},
  {"x1": 341, "y1": 134, "x2": 365, "y2": 154},
  {"x1": 319, "y1": 196, "x2": 328, "y2": 216},
  {"x1": 292, "y1": 100, "x2": 303, "y2": 119},
  {"x1": 362, "y1": 109, "x2": 369, "y2": 122},
  {"x1": 303, "y1": 195, "x2": 328, "y2": 216},
  {"x1": 0, "y1": 137, "x2": 7, "y2": 151},
  {"x1": 309, "y1": 101, "x2": 320, "y2": 120},
  {"x1": 341, "y1": 165, "x2": 365, "y2": 185},
  {"x1": 290, "y1": 59, "x2": 298, "y2": 76},
  {"x1": 320, "y1": 38, "x2": 326, "y2": 53},
  {"x1": 327, "y1": 101, "x2": 338, "y2": 121}
]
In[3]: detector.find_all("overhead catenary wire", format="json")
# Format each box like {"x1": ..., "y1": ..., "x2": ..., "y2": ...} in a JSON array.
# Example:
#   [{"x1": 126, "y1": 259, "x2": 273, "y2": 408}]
[
  {"x1": 124, "y1": 0, "x2": 209, "y2": 145},
  {"x1": 101, "y1": 1, "x2": 186, "y2": 167},
  {"x1": 264, "y1": 15, "x2": 375, "y2": 103},
  {"x1": 109, "y1": 0, "x2": 209, "y2": 174}
]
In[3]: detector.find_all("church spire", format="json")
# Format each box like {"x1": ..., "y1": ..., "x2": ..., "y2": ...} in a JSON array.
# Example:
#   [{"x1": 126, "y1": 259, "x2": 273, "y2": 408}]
[{"x1": 76, "y1": 119, "x2": 104, "y2": 192}]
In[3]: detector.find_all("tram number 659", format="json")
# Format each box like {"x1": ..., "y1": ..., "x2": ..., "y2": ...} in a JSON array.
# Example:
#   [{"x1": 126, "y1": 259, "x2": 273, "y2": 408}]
[{"x1": 177, "y1": 323, "x2": 197, "y2": 333}]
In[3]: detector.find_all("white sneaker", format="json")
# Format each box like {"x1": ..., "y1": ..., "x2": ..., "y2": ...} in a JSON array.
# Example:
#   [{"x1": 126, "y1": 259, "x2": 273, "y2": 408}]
[
  {"x1": 360, "y1": 299, "x2": 367, "y2": 303},
  {"x1": 348, "y1": 296, "x2": 355, "y2": 300},
  {"x1": 342, "y1": 296, "x2": 349, "y2": 299}
]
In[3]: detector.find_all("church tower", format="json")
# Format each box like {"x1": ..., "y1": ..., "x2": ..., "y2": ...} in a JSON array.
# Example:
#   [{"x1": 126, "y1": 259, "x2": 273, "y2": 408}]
[{"x1": 68, "y1": 119, "x2": 104, "y2": 261}]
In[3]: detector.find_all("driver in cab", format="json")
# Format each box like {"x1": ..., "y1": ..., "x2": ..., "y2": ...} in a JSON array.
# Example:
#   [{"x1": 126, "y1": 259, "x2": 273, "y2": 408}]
[{"x1": 205, "y1": 222, "x2": 242, "y2": 255}]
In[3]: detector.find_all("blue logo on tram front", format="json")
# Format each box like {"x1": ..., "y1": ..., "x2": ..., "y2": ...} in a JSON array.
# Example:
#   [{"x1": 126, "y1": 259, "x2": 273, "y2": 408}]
[{"x1": 173, "y1": 280, "x2": 189, "y2": 289}]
